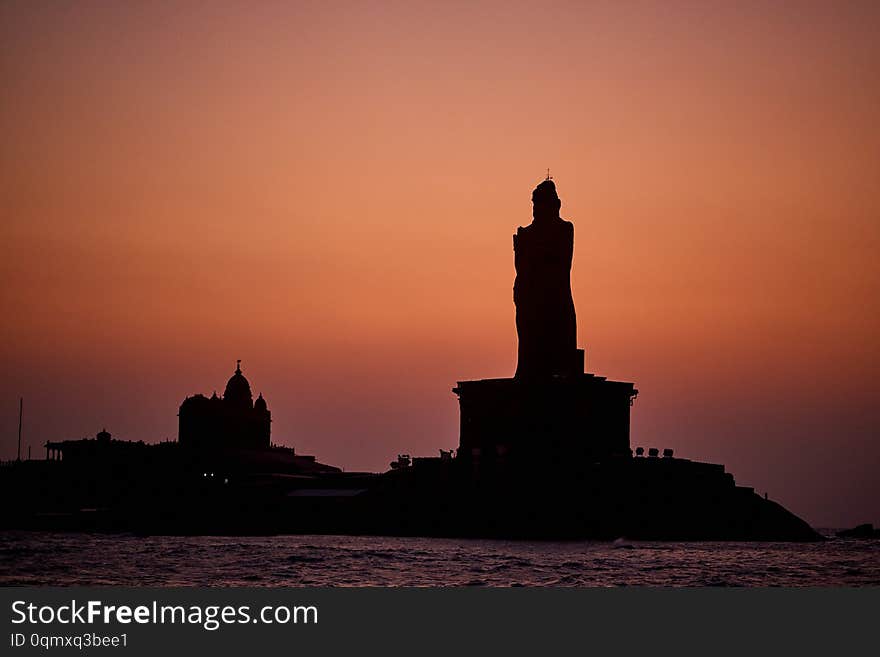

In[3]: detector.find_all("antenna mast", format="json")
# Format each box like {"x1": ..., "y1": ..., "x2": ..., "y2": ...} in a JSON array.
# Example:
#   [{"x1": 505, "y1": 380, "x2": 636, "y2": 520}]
[{"x1": 17, "y1": 397, "x2": 22, "y2": 462}]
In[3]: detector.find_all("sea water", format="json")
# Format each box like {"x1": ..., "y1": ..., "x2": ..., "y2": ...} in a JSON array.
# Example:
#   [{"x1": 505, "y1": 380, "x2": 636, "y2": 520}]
[{"x1": 1, "y1": 531, "x2": 877, "y2": 586}]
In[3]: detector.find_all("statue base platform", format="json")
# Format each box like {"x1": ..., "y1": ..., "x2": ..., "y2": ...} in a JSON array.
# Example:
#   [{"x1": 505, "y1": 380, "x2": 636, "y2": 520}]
[{"x1": 452, "y1": 373, "x2": 638, "y2": 466}]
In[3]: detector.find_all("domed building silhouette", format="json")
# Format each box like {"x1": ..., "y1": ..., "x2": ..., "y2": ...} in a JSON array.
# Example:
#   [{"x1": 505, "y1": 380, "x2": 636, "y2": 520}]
[{"x1": 178, "y1": 361, "x2": 271, "y2": 450}]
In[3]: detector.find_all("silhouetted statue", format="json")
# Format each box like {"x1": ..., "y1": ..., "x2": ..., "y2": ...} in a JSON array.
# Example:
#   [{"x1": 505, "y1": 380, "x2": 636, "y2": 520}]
[{"x1": 514, "y1": 178, "x2": 578, "y2": 378}]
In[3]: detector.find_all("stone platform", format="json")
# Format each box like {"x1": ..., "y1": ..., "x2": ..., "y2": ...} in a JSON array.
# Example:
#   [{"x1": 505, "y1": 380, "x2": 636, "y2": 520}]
[{"x1": 453, "y1": 373, "x2": 638, "y2": 466}]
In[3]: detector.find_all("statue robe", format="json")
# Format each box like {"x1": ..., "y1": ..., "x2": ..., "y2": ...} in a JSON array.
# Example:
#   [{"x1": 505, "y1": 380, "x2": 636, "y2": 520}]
[{"x1": 513, "y1": 216, "x2": 577, "y2": 378}]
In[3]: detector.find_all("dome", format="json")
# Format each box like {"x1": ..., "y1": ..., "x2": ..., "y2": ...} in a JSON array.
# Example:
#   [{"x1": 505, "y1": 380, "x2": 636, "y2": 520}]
[
  {"x1": 254, "y1": 393, "x2": 267, "y2": 411},
  {"x1": 180, "y1": 393, "x2": 209, "y2": 409},
  {"x1": 224, "y1": 360, "x2": 253, "y2": 408}
]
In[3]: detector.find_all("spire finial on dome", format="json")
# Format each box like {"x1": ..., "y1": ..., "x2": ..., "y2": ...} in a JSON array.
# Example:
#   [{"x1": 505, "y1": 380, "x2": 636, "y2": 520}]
[{"x1": 236, "y1": 359, "x2": 241, "y2": 374}]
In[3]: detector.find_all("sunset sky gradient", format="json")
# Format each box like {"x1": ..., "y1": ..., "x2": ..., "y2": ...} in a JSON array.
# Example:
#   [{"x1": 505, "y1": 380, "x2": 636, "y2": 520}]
[{"x1": 1, "y1": 1, "x2": 878, "y2": 526}]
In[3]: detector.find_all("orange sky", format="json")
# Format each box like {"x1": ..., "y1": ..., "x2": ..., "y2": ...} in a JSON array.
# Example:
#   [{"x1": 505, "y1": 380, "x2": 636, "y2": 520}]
[{"x1": 1, "y1": 2, "x2": 878, "y2": 527}]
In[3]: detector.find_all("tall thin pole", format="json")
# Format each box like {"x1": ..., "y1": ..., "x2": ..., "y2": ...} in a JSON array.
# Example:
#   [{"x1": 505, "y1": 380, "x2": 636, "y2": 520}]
[{"x1": 17, "y1": 397, "x2": 23, "y2": 461}]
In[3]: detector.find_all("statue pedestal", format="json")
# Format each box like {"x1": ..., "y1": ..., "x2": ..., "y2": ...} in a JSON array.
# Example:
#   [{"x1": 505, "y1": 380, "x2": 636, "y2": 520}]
[{"x1": 452, "y1": 373, "x2": 637, "y2": 468}]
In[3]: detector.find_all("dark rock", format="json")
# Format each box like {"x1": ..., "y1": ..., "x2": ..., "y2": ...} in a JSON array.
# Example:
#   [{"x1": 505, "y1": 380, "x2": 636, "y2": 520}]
[{"x1": 836, "y1": 523, "x2": 878, "y2": 538}]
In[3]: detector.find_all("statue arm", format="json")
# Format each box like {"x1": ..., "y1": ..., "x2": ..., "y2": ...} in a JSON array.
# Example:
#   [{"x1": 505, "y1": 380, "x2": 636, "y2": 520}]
[
  {"x1": 513, "y1": 229, "x2": 522, "y2": 272},
  {"x1": 564, "y1": 221, "x2": 574, "y2": 269}
]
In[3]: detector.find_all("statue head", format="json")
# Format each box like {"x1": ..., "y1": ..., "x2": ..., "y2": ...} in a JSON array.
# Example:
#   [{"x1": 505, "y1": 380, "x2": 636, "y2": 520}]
[{"x1": 532, "y1": 179, "x2": 561, "y2": 222}]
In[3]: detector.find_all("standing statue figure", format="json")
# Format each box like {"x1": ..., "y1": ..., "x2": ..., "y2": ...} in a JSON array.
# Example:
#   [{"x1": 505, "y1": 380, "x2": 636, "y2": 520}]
[{"x1": 513, "y1": 178, "x2": 578, "y2": 379}]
